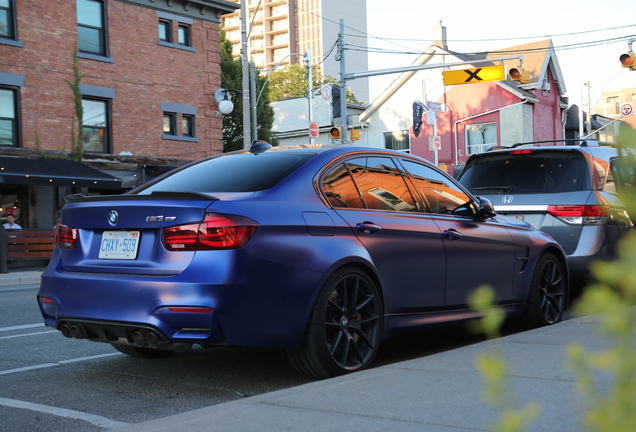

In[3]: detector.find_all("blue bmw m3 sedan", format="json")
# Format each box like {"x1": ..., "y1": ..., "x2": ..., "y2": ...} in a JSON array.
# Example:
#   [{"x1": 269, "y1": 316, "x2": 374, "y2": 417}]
[{"x1": 37, "y1": 144, "x2": 568, "y2": 379}]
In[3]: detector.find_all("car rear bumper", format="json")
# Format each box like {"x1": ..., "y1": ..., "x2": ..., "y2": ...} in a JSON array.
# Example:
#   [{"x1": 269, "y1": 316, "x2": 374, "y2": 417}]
[{"x1": 37, "y1": 251, "x2": 325, "y2": 349}]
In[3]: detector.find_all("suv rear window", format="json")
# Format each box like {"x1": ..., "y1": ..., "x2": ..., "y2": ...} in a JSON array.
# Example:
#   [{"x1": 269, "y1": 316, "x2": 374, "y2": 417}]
[
  {"x1": 132, "y1": 152, "x2": 316, "y2": 194},
  {"x1": 460, "y1": 150, "x2": 590, "y2": 194}
]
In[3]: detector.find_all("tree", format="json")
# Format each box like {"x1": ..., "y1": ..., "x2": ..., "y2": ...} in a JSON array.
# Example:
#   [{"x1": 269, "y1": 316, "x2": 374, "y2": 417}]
[
  {"x1": 219, "y1": 31, "x2": 277, "y2": 152},
  {"x1": 267, "y1": 63, "x2": 364, "y2": 104}
]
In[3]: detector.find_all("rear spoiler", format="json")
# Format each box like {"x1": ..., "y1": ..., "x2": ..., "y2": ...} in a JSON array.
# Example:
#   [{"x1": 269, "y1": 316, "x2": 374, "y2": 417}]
[{"x1": 65, "y1": 191, "x2": 218, "y2": 203}]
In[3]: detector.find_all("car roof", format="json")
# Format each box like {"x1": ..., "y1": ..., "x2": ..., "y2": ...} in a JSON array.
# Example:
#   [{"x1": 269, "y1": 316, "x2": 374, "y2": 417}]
[{"x1": 467, "y1": 144, "x2": 619, "y2": 164}]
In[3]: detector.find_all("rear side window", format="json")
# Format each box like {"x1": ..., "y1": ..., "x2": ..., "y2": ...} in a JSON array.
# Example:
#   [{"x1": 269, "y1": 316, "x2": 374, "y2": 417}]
[
  {"x1": 321, "y1": 157, "x2": 417, "y2": 211},
  {"x1": 133, "y1": 152, "x2": 315, "y2": 193},
  {"x1": 460, "y1": 151, "x2": 590, "y2": 194}
]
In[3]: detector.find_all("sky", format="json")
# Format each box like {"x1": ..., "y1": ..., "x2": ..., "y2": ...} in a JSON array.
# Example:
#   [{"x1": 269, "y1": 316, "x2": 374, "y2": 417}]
[{"x1": 361, "y1": 0, "x2": 636, "y2": 108}]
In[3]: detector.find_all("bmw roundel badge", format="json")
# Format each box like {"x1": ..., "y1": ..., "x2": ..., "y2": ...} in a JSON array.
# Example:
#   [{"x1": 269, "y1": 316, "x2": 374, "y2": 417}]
[{"x1": 108, "y1": 210, "x2": 119, "y2": 226}]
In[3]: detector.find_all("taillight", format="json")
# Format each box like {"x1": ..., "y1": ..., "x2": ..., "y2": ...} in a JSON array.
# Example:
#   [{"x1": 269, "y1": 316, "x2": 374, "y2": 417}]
[
  {"x1": 162, "y1": 213, "x2": 258, "y2": 251},
  {"x1": 55, "y1": 223, "x2": 78, "y2": 249},
  {"x1": 510, "y1": 149, "x2": 534, "y2": 155},
  {"x1": 547, "y1": 205, "x2": 608, "y2": 224}
]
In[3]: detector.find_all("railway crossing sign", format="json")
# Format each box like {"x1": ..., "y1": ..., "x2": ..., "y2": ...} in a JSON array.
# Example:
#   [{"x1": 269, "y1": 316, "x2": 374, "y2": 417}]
[{"x1": 442, "y1": 65, "x2": 506, "y2": 86}]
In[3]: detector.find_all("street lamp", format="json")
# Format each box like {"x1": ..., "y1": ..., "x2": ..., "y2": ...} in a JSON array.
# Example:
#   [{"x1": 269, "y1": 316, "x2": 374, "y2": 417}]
[{"x1": 215, "y1": 88, "x2": 242, "y2": 115}]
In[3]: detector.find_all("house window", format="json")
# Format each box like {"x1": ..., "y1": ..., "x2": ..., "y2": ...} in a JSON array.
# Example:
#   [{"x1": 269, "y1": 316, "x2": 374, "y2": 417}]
[
  {"x1": 0, "y1": 0, "x2": 15, "y2": 39},
  {"x1": 178, "y1": 24, "x2": 190, "y2": 46},
  {"x1": 384, "y1": 130, "x2": 410, "y2": 153},
  {"x1": 182, "y1": 115, "x2": 194, "y2": 137},
  {"x1": 82, "y1": 98, "x2": 110, "y2": 153},
  {"x1": 0, "y1": 88, "x2": 18, "y2": 147},
  {"x1": 466, "y1": 123, "x2": 497, "y2": 154},
  {"x1": 161, "y1": 102, "x2": 198, "y2": 142},
  {"x1": 77, "y1": 0, "x2": 107, "y2": 56},
  {"x1": 163, "y1": 113, "x2": 176, "y2": 135},
  {"x1": 158, "y1": 20, "x2": 171, "y2": 42}
]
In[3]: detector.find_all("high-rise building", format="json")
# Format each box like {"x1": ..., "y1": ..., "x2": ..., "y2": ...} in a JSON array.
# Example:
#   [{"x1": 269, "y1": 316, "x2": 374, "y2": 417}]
[{"x1": 221, "y1": 0, "x2": 369, "y2": 103}]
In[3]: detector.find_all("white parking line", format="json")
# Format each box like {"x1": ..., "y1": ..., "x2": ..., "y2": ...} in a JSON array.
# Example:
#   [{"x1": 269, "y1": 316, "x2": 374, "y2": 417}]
[
  {"x1": 0, "y1": 397, "x2": 130, "y2": 429},
  {"x1": 0, "y1": 330, "x2": 57, "y2": 340},
  {"x1": 0, "y1": 353, "x2": 122, "y2": 376},
  {"x1": 0, "y1": 323, "x2": 45, "y2": 332}
]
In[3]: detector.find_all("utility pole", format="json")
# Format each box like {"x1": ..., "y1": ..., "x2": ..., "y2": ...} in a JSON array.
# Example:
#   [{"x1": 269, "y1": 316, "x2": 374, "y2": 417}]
[
  {"x1": 306, "y1": 48, "x2": 314, "y2": 144},
  {"x1": 338, "y1": 20, "x2": 349, "y2": 142},
  {"x1": 240, "y1": 0, "x2": 251, "y2": 149},
  {"x1": 585, "y1": 81, "x2": 592, "y2": 136},
  {"x1": 250, "y1": 61, "x2": 257, "y2": 141}
]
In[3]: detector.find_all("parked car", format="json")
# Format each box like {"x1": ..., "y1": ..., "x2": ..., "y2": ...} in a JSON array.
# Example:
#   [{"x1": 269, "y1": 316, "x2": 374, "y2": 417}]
[
  {"x1": 37, "y1": 144, "x2": 568, "y2": 379},
  {"x1": 457, "y1": 140, "x2": 635, "y2": 283}
]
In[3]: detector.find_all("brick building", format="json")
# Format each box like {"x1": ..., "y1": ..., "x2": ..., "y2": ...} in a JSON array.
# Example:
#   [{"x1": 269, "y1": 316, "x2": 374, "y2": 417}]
[{"x1": 0, "y1": 0, "x2": 238, "y2": 229}]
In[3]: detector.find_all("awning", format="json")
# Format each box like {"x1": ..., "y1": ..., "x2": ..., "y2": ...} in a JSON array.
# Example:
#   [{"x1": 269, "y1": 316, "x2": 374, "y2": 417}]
[{"x1": 0, "y1": 157, "x2": 123, "y2": 189}]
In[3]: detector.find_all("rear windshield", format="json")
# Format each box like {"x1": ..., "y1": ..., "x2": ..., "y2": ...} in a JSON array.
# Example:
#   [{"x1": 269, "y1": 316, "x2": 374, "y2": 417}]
[
  {"x1": 131, "y1": 152, "x2": 316, "y2": 194},
  {"x1": 459, "y1": 151, "x2": 590, "y2": 194}
]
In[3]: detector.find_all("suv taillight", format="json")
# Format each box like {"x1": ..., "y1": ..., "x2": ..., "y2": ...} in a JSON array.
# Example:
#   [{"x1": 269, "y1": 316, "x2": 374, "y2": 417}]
[
  {"x1": 547, "y1": 205, "x2": 608, "y2": 225},
  {"x1": 55, "y1": 223, "x2": 78, "y2": 249},
  {"x1": 162, "y1": 213, "x2": 258, "y2": 251}
]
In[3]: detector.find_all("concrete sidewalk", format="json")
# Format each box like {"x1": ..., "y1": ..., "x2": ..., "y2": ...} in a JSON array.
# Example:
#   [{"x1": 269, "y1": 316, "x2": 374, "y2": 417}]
[
  {"x1": 117, "y1": 311, "x2": 613, "y2": 432},
  {"x1": 0, "y1": 268, "x2": 43, "y2": 286}
]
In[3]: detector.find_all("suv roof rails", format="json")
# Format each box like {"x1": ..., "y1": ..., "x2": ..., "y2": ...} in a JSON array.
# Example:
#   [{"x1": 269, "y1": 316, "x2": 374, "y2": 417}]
[{"x1": 510, "y1": 139, "x2": 600, "y2": 148}]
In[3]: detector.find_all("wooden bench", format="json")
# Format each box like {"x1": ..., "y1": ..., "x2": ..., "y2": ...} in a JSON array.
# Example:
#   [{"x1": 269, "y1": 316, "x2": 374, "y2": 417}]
[{"x1": 4, "y1": 229, "x2": 55, "y2": 267}]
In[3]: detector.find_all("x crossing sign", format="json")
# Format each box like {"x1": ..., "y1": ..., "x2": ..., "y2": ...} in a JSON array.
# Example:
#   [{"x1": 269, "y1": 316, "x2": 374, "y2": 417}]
[{"x1": 442, "y1": 65, "x2": 506, "y2": 86}]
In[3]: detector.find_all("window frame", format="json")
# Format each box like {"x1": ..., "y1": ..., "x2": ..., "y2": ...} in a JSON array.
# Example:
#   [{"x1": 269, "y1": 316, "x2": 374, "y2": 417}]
[
  {"x1": 163, "y1": 112, "x2": 177, "y2": 136},
  {"x1": 76, "y1": 0, "x2": 109, "y2": 58},
  {"x1": 161, "y1": 102, "x2": 198, "y2": 142},
  {"x1": 0, "y1": 86, "x2": 20, "y2": 147},
  {"x1": 384, "y1": 130, "x2": 410, "y2": 153},
  {"x1": 158, "y1": 19, "x2": 172, "y2": 43},
  {"x1": 157, "y1": 11, "x2": 195, "y2": 52},
  {"x1": 465, "y1": 122, "x2": 497, "y2": 155},
  {"x1": 0, "y1": 0, "x2": 21, "y2": 47},
  {"x1": 81, "y1": 97, "x2": 111, "y2": 154},
  {"x1": 177, "y1": 24, "x2": 190, "y2": 46},
  {"x1": 181, "y1": 115, "x2": 195, "y2": 137}
]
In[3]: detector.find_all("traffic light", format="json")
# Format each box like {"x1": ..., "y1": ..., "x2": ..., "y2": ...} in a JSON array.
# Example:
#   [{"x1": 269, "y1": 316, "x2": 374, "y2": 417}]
[
  {"x1": 509, "y1": 67, "x2": 531, "y2": 83},
  {"x1": 329, "y1": 127, "x2": 342, "y2": 139},
  {"x1": 350, "y1": 129, "x2": 361, "y2": 141},
  {"x1": 620, "y1": 52, "x2": 635, "y2": 70}
]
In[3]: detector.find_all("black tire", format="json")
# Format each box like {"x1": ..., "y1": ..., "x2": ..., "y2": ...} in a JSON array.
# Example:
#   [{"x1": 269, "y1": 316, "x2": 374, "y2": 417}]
[
  {"x1": 287, "y1": 267, "x2": 383, "y2": 379},
  {"x1": 110, "y1": 342, "x2": 175, "y2": 359},
  {"x1": 522, "y1": 252, "x2": 567, "y2": 328}
]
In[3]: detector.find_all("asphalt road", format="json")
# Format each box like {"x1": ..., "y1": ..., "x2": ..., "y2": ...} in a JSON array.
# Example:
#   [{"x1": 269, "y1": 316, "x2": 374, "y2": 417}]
[{"x1": 0, "y1": 282, "x2": 528, "y2": 431}]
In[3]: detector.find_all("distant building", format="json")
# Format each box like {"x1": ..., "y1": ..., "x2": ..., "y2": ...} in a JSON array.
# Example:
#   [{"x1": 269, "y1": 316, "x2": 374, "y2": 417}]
[
  {"x1": 593, "y1": 87, "x2": 636, "y2": 132},
  {"x1": 0, "y1": 0, "x2": 237, "y2": 230},
  {"x1": 220, "y1": 0, "x2": 369, "y2": 103}
]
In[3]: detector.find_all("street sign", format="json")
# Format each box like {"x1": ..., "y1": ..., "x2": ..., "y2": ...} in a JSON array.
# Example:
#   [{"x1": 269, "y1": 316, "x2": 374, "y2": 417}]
[
  {"x1": 442, "y1": 65, "x2": 506, "y2": 86},
  {"x1": 621, "y1": 103, "x2": 633, "y2": 116},
  {"x1": 309, "y1": 122, "x2": 320, "y2": 138},
  {"x1": 429, "y1": 135, "x2": 441, "y2": 151},
  {"x1": 321, "y1": 85, "x2": 332, "y2": 101},
  {"x1": 426, "y1": 101, "x2": 446, "y2": 112},
  {"x1": 426, "y1": 111, "x2": 436, "y2": 125}
]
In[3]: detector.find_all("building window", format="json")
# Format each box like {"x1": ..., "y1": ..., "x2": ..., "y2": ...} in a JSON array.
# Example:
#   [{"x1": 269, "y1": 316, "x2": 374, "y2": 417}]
[
  {"x1": 466, "y1": 123, "x2": 497, "y2": 155},
  {"x1": 161, "y1": 103, "x2": 198, "y2": 142},
  {"x1": 384, "y1": 130, "x2": 410, "y2": 153},
  {"x1": 178, "y1": 24, "x2": 190, "y2": 46},
  {"x1": 82, "y1": 98, "x2": 110, "y2": 153},
  {"x1": 0, "y1": 88, "x2": 18, "y2": 147},
  {"x1": 77, "y1": 0, "x2": 107, "y2": 56},
  {"x1": 0, "y1": 0, "x2": 14, "y2": 39},
  {"x1": 182, "y1": 115, "x2": 194, "y2": 137},
  {"x1": 163, "y1": 113, "x2": 176, "y2": 135},
  {"x1": 158, "y1": 20, "x2": 171, "y2": 42}
]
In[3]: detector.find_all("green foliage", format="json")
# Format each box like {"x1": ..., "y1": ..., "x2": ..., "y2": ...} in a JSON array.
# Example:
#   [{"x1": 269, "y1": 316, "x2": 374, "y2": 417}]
[
  {"x1": 65, "y1": 51, "x2": 85, "y2": 162},
  {"x1": 219, "y1": 31, "x2": 277, "y2": 152},
  {"x1": 565, "y1": 122, "x2": 636, "y2": 432},
  {"x1": 267, "y1": 62, "x2": 364, "y2": 104}
]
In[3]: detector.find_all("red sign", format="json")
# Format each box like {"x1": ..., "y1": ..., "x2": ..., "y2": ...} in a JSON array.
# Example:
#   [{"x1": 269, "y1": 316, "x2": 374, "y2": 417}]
[
  {"x1": 621, "y1": 103, "x2": 633, "y2": 116},
  {"x1": 309, "y1": 122, "x2": 320, "y2": 138}
]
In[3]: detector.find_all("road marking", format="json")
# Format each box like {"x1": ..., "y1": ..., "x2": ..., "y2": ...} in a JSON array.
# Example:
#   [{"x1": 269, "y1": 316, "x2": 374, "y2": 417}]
[
  {"x1": 0, "y1": 330, "x2": 57, "y2": 340},
  {"x1": 0, "y1": 323, "x2": 45, "y2": 332},
  {"x1": 0, "y1": 284, "x2": 39, "y2": 292},
  {"x1": 0, "y1": 353, "x2": 122, "y2": 376},
  {"x1": 0, "y1": 397, "x2": 130, "y2": 429}
]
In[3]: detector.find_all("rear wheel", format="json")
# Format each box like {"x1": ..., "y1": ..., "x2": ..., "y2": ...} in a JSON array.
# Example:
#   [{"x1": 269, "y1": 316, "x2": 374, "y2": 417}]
[
  {"x1": 287, "y1": 267, "x2": 383, "y2": 379},
  {"x1": 523, "y1": 252, "x2": 567, "y2": 328},
  {"x1": 110, "y1": 342, "x2": 175, "y2": 359}
]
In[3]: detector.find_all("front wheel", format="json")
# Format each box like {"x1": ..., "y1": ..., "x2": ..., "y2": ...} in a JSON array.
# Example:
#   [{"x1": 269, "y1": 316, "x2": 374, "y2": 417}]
[
  {"x1": 522, "y1": 252, "x2": 567, "y2": 328},
  {"x1": 287, "y1": 267, "x2": 383, "y2": 379}
]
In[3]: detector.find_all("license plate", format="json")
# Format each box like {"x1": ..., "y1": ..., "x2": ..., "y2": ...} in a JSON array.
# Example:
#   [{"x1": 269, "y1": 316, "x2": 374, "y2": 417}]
[{"x1": 99, "y1": 231, "x2": 140, "y2": 259}]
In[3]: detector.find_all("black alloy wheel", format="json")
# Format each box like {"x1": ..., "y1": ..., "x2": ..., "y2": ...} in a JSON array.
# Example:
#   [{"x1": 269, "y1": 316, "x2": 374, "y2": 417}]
[
  {"x1": 287, "y1": 267, "x2": 383, "y2": 379},
  {"x1": 523, "y1": 252, "x2": 567, "y2": 328}
]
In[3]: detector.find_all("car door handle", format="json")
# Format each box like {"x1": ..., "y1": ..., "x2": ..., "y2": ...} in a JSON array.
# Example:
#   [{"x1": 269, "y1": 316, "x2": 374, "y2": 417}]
[
  {"x1": 356, "y1": 222, "x2": 383, "y2": 235},
  {"x1": 443, "y1": 229, "x2": 463, "y2": 240}
]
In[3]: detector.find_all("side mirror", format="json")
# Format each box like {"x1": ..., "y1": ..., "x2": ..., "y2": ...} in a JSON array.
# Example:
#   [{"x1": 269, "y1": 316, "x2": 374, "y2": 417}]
[{"x1": 476, "y1": 197, "x2": 496, "y2": 219}]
